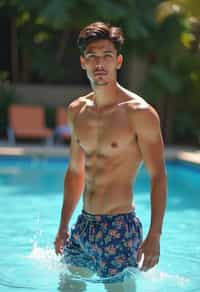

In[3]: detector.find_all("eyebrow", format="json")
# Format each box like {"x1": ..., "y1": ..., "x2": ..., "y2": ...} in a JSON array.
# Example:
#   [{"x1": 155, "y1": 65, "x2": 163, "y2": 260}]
[{"x1": 85, "y1": 50, "x2": 114, "y2": 55}]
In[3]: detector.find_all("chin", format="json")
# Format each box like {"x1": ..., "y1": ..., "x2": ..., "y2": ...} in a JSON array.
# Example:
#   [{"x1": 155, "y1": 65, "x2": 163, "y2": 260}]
[
  {"x1": 94, "y1": 77, "x2": 109, "y2": 85},
  {"x1": 94, "y1": 81, "x2": 108, "y2": 86}
]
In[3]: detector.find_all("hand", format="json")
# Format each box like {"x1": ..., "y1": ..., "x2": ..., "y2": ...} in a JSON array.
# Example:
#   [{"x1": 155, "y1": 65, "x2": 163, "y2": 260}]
[
  {"x1": 137, "y1": 232, "x2": 160, "y2": 272},
  {"x1": 54, "y1": 231, "x2": 70, "y2": 255}
]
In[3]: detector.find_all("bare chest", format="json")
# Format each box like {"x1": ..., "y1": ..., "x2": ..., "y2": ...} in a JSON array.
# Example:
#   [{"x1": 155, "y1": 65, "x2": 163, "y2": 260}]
[{"x1": 74, "y1": 106, "x2": 135, "y2": 155}]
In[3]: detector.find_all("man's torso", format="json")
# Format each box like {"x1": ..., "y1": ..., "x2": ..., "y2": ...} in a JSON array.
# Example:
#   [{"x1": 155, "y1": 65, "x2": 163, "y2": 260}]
[{"x1": 71, "y1": 90, "x2": 148, "y2": 214}]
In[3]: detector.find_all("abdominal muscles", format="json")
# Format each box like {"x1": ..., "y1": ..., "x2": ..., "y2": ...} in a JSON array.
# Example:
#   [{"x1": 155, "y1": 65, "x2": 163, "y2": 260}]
[{"x1": 83, "y1": 149, "x2": 141, "y2": 214}]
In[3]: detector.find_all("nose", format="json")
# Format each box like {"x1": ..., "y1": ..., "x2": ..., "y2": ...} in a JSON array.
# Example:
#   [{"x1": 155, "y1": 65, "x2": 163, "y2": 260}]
[
  {"x1": 95, "y1": 56, "x2": 104, "y2": 67},
  {"x1": 96, "y1": 57, "x2": 104, "y2": 69}
]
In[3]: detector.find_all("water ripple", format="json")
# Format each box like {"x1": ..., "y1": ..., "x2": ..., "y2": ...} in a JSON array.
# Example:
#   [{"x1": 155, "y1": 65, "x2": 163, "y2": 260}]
[{"x1": 0, "y1": 272, "x2": 36, "y2": 290}]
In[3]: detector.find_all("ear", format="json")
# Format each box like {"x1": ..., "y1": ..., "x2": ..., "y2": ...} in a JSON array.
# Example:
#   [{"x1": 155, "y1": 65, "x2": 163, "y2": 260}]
[
  {"x1": 116, "y1": 54, "x2": 123, "y2": 69},
  {"x1": 80, "y1": 56, "x2": 86, "y2": 70}
]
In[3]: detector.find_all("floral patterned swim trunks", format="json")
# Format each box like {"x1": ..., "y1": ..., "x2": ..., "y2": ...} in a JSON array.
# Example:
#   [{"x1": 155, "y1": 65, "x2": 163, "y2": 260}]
[{"x1": 63, "y1": 210, "x2": 143, "y2": 280}]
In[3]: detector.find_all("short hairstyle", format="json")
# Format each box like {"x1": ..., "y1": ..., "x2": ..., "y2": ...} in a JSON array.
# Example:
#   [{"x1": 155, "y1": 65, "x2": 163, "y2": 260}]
[{"x1": 77, "y1": 22, "x2": 124, "y2": 56}]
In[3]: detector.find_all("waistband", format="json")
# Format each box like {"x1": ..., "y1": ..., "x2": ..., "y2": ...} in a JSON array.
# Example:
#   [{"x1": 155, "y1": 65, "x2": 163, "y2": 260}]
[{"x1": 81, "y1": 209, "x2": 136, "y2": 222}]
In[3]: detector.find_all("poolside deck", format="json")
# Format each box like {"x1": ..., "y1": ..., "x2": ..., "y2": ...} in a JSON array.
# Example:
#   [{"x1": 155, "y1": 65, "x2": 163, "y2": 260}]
[{"x1": 0, "y1": 143, "x2": 199, "y2": 165}]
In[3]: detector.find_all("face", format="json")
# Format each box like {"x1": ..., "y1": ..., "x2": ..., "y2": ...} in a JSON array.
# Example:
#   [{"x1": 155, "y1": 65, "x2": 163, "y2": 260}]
[{"x1": 80, "y1": 39, "x2": 123, "y2": 86}]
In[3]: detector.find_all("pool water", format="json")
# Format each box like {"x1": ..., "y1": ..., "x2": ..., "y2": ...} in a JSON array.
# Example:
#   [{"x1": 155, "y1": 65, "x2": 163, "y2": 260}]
[{"x1": 0, "y1": 156, "x2": 199, "y2": 292}]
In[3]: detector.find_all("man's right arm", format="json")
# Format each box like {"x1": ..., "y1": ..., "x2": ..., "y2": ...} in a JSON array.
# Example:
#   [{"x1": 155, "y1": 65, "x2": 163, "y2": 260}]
[{"x1": 54, "y1": 101, "x2": 85, "y2": 255}]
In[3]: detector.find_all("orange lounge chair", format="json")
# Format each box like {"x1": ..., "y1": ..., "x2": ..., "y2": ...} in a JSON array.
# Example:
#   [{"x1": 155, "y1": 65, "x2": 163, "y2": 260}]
[
  {"x1": 54, "y1": 107, "x2": 71, "y2": 143},
  {"x1": 7, "y1": 104, "x2": 53, "y2": 145}
]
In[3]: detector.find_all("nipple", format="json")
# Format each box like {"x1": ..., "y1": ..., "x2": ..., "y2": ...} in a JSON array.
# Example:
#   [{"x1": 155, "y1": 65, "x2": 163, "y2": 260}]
[{"x1": 111, "y1": 142, "x2": 118, "y2": 148}]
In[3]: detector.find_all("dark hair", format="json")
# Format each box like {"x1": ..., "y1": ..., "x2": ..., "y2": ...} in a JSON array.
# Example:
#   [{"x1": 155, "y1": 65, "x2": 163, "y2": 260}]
[{"x1": 77, "y1": 22, "x2": 124, "y2": 56}]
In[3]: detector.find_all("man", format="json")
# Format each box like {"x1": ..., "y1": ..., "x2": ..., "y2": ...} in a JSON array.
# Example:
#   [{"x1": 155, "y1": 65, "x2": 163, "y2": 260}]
[{"x1": 54, "y1": 21, "x2": 167, "y2": 287}]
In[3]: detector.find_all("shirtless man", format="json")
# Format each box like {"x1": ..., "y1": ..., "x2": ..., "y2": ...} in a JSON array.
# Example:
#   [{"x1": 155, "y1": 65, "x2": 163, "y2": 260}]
[{"x1": 54, "y1": 22, "x2": 167, "y2": 288}]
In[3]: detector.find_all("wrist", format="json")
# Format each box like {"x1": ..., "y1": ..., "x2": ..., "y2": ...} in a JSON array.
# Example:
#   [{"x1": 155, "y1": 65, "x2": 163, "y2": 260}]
[
  {"x1": 57, "y1": 228, "x2": 68, "y2": 239},
  {"x1": 148, "y1": 230, "x2": 161, "y2": 239}
]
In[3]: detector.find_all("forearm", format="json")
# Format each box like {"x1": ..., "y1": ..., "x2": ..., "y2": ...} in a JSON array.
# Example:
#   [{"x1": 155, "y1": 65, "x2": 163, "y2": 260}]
[
  {"x1": 149, "y1": 172, "x2": 167, "y2": 236},
  {"x1": 58, "y1": 169, "x2": 84, "y2": 236}
]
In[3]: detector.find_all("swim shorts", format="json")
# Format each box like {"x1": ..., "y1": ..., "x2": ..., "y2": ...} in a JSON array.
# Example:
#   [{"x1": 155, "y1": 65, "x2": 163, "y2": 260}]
[{"x1": 63, "y1": 210, "x2": 143, "y2": 280}]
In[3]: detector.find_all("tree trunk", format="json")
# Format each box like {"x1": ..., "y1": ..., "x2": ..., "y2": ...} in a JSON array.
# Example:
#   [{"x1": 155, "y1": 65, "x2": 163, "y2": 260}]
[
  {"x1": 165, "y1": 98, "x2": 175, "y2": 144},
  {"x1": 21, "y1": 49, "x2": 32, "y2": 82},
  {"x1": 158, "y1": 96, "x2": 175, "y2": 145},
  {"x1": 126, "y1": 55, "x2": 148, "y2": 92},
  {"x1": 10, "y1": 16, "x2": 19, "y2": 82},
  {"x1": 56, "y1": 29, "x2": 69, "y2": 65},
  {"x1": 157, "y1": 96, "x2": 167, "y2": 142}
]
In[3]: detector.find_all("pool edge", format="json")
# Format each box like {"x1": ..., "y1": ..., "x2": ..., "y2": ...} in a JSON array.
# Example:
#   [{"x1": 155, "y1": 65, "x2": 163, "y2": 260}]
[{"x1": 0, "y1": 145, "x2": 199, "y2": 165}]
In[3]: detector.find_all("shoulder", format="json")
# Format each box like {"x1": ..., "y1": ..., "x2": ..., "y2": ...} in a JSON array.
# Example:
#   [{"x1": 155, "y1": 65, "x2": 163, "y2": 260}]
[
  {"x1": 121, "y1": 89, "x2": 160, "y2": 125},
  {"x1": 119, "y1": 87, "x2": 148, "y2": 110},
  {"x1": 67, "y1": 92, "x2": 94, "y2": 123},
  {"x1": 120, "y1": 89, "x2": 161, "y2": 137}
]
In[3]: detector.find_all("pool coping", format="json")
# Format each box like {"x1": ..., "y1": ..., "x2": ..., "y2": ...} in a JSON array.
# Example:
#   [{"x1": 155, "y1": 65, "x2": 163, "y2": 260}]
[{"x1": 0, "y1": 144, "x2": 200, "y2": 165}]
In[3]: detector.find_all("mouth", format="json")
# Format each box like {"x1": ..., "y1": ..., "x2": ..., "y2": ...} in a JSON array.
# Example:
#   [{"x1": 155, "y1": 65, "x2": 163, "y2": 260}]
[{"x1": 94, "y1": 70, "x2": 107, "y2": 76}]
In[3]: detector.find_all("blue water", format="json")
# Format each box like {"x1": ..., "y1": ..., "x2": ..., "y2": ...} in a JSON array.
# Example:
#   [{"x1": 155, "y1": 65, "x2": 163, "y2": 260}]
[{"x1": 0, "y1": 156, "x2": 199, "y2": 291}]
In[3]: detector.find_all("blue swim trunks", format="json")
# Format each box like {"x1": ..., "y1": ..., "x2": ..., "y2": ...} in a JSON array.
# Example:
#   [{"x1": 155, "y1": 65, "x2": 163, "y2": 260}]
[{"x1": 63, "y1": 210, "x2": 142, "y2": 280}]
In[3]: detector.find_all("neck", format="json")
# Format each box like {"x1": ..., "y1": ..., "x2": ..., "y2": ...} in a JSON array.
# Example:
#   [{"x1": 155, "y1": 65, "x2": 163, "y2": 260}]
[{"x1": 92, "y1": 81, "x2": 120, "y2": 110}]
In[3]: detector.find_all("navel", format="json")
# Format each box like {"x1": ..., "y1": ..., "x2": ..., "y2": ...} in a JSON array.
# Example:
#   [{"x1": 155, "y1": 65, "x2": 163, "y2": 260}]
[{"x1": 111, "y1": 141, "x2": 118, "y2": 148}]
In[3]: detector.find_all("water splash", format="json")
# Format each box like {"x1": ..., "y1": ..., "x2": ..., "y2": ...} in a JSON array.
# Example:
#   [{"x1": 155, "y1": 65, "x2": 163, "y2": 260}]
[
  {"x1": 27, "y1": 243, "x2": 138, "y2": 284},
  {"x1": 26, "y1": 243, "x2": 191, "y2": 291},
  {"x1": 136, "y1": 268, "x2": 190, "y2": 291},
  {"x1": 26, "y1": 242, "x2": 66, "y2": 273}
]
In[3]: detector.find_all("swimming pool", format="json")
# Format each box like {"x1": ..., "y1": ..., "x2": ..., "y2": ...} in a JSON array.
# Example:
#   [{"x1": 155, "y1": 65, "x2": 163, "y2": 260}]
[{"x1": 0, "y1": 156, "x2": 199, "y2": 291}]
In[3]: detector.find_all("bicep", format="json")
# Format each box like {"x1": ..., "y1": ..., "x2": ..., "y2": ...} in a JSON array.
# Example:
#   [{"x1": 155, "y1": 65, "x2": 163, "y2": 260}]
[
  {"x1": 68, "y1": 131, "x2": 85, "y2": 175},
  {"x1": 66, "y1": 104, "x2": 85, "y2": 174},
  {"x1": 136, "y1": 111, "x2": 166, "y2": 178}
]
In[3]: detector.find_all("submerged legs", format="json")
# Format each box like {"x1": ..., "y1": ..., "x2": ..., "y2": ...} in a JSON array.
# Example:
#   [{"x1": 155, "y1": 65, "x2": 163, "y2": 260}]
[
  {"x1": 104, "y1": 281, "x2": 136, "y2": 292},
  {"x1": 58, "y1": 265, "x2": 93, "y2": 292},
  {"x1": 104, "y1": 274, "x2": 137, "y2": 292}
]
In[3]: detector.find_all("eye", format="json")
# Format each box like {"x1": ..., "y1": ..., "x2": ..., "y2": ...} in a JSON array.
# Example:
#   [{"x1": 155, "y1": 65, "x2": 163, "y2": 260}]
[
  {"x1": 104, "y1": 53, "x2": 113, "y2": 58},
  {"x1": 86, "y1": 53, "x2": 96, "y2": 59}
]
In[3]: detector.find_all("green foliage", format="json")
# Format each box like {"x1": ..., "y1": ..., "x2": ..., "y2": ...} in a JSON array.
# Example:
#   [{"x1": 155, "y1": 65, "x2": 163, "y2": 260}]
[
  {"x1": 0, "y1": 71, "x2": 9, "y2": 81},
  {"x1": 0, "y1": 82, "x2": 18, "y2": 136},
  {"x1": 173, "y1": 52, "x2": 200, "y2": 144},
  {"x1": 1, "y1": 0, "x2": 200, "y2": 144},
  {"x1": 150, "y1": 64, "x2": 182, "y2": 94},
  {"x1": 31, "y1": 48, "x2": 66, "y2": 82},
  {"x1": 93, "y1": 1, "x2": 127, "y2": 21},
  {"x1": 157, "y1": 0, "x2": 200, "y2": 20},
  {"x1": 39, "y1": 0, "x2": 74, "y2": 28},
  {"x1": 174, "y1": 112, "x2": 200, "y2": 144},
  {"x1": 0, "y1": 83, "x2": 17, "y2": 114},
  {"x1": 1, "y1": 0, "x2": 162, "y2": 81}
]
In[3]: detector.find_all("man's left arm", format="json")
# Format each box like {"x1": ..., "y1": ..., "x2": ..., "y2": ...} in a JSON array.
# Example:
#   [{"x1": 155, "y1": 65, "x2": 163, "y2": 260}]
[{"x1": 133, "y1": 105, "x2": 167, "y2": 271}]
